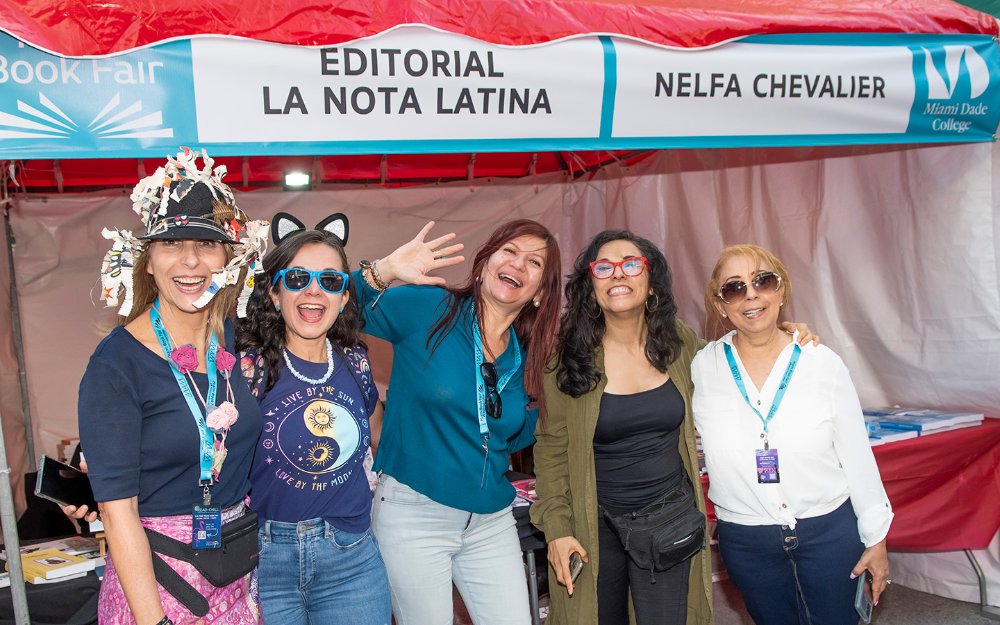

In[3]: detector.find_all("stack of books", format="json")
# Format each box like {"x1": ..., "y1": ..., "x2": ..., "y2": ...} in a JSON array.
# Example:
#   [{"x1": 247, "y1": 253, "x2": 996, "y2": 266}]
[
  {"x1": 511, "y1": 478, "x2": 537, "y2": 507},
  {"x1": 2, "y1": 536, "x2": 104, "y2": 584},
  {"x1": 17, "y1": 549, "x2": 95, "y2": 584},
  {"x1": 864, "y1": 407, "x2": 985, "y2": 446}
]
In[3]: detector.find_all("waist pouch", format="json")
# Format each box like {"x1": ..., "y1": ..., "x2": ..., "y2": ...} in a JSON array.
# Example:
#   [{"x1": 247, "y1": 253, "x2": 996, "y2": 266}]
[
  {"x1": 601, "y1": 481, "x2": 705, "y2": 581},
  {"x1": 144, "y1": 510, "x2": 259, "y2": 617}
]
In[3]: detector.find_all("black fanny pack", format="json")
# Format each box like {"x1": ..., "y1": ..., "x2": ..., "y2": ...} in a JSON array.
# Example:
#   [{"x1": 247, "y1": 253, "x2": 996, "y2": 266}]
[
  {"x1": 601, "y1": 480, "x2": 705, "y2": 581},
  {"x1": 144, "y1": 510, "x2": 259, "y2": 617}
]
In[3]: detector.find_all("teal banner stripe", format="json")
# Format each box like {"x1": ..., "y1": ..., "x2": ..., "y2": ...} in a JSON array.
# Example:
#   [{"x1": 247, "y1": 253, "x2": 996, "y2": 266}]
[
  {"x1": 599, "y1": 36, "x2": 617, "y2": 139},
  {"x1": 5, "y1": 131, "x2": 989, "y2": 160}
]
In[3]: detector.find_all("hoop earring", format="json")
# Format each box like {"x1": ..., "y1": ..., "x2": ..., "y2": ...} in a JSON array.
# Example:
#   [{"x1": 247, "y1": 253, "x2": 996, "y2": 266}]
[{"x1": 645, "y1": 293, "x2": 660, "y2": 312}]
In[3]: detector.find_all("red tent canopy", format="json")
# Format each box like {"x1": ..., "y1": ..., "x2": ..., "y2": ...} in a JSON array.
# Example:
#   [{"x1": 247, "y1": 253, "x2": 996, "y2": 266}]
[
  {"x1": 1, "y1": 0, "x2": 996, "y2": 56},
  {"x1": 2, "y1": 0, "x2": 997, "y2": 190}
]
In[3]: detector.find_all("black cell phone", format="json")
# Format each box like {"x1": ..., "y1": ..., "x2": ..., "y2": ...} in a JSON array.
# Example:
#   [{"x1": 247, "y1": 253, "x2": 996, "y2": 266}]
[
  {"x1": 854, "y1": 573, "x2": 874, "y2": 623},
  {"x1": 569, "y1": 552, "x2": 584, "y2": 583},
  {"x1": 34, "y1": 455, "x2": 98, "y2": 511}
]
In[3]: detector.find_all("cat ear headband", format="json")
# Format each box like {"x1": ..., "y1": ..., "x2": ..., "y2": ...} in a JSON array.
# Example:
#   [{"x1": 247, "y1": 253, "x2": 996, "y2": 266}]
[{"x1": 270, "y1": 212, "x2": 349, "y2": 246}]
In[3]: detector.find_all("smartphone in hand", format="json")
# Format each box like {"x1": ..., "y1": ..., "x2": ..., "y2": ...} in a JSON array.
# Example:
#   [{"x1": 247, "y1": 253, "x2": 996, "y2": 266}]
[
  {"x1": 569, "y1": 552, "x2": 584, "y2": 584},
  {"x1": 855, "y1": 573, "x2": 874, "y2": 623},
  {"x1": 34, "y1": 455, "x2": 98, "y2": 511}
]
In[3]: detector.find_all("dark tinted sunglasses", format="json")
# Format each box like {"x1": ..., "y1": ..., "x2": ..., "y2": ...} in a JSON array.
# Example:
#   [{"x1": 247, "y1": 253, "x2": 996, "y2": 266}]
[
  {"x1": 480, "y1": 362, "x2": 502, "y2": 419},
  {"x1": 717, "y1": 271, "x2": 781, "y2": 304},
  {"x1": 272, "y1": 268, "x2": 349, "y2": 294}
]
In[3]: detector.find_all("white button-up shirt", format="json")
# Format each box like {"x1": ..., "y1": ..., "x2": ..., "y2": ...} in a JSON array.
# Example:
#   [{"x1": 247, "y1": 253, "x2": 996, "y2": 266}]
[{"x1": 692, "y1": 331, "x2": 893, "y2": 547}]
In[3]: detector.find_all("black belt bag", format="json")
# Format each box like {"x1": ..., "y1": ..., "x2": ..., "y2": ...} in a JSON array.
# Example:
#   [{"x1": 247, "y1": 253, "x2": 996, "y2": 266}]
[
  {"x1": 144, "y1": 510, "x2": 260, "y2": 617},
  {"x1": 601, "y1": 481, "x2": 706, "y2": 580}
]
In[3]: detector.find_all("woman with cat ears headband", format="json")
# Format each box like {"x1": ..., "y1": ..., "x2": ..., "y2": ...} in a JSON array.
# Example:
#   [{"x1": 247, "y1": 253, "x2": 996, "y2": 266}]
[{"x1": 237, "y1": 212, "x2": 391, "y2": 625}]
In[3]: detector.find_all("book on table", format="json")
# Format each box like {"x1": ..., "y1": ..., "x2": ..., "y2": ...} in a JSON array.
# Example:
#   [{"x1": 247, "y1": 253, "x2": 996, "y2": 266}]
[
  {"x1": 864, "y1": 407, "x2": 984, "y2": 439},
  {"x1": 1, "y1": 536, "x2": 104, "y2": 568},
  {"x1": 511, "y1": 478, "x2": 537, "y2": 507},
  {"x1": 13, "y1": 547, "x2": 96, "y2": 583}
]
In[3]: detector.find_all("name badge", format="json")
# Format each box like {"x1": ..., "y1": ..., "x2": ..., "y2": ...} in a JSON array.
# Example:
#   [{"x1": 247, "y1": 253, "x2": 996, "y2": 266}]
[
  {"x1": 755, "y1": 448, "x2": 780, "y2": 484},
  {"x1": 192, "y1": 504, "x2": 222, "y2": 549}
]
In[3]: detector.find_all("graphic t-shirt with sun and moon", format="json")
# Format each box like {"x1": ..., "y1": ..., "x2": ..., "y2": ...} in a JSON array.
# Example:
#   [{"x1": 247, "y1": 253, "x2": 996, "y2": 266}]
[{"x1": 244, "y1": 346, "x2": 378, "y2": 532}]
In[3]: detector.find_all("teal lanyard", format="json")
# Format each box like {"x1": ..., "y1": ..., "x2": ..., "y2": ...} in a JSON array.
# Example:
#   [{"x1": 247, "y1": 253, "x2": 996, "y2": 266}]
[
  {"x1": 471, "y1": 303, "x2": 521, "y2": 485},
  {"x1": 149, "y1": 302, "x2": 218, "y2": 485},
  {"x1": 723, "y1": 341, "x2": 801, "y2": 449}
]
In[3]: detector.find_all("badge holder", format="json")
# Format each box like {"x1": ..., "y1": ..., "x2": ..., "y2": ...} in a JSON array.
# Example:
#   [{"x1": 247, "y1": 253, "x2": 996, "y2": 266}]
[
  {"x1": 755, "y1": 442, "x2": 780, "y2": 484},
  {"x1": 192, "y1": 483, "x2": 222, "y2": 550}
]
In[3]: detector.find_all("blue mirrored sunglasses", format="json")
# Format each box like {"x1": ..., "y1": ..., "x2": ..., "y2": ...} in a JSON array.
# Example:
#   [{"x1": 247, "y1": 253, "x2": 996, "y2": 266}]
[{"x1": 272, "y1": 268, "x2": 349, "y2": 294}]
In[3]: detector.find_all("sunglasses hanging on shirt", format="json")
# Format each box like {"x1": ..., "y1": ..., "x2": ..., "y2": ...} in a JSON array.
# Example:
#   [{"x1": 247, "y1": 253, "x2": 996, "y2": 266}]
[{"x1": 480, "y1": 362, "x2": 502, "y2": 419}]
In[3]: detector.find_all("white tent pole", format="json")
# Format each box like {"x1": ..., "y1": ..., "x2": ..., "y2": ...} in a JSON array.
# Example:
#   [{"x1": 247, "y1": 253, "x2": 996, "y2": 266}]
[
  {"x1": 0, "y1": 173, "x2": 31, "y2": 625},
  {"x1": 0, "y1": 429, "x2": 30, "y2": 625},
  {"x1": 3, "y1": 191, "x2": 35, "y2": 463}
]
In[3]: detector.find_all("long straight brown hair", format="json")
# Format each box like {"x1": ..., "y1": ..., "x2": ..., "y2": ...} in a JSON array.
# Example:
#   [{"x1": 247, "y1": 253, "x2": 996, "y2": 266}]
[{"x1": 427, "y1": 219, "x2": 562, "y2": 400}]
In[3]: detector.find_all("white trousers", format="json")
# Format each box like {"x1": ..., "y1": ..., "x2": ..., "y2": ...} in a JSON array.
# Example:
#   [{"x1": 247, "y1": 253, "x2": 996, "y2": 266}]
[{"x1": 372, "y1": 473, "x2": 531, "y2": 625}]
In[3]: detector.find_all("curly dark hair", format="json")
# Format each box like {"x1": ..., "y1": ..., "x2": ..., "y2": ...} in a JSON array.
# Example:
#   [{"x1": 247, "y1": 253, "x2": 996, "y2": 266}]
[
  {"x1": 555, "y1": 230, "x2": 682, "y2": 398},
  {"x1": 237, "y1": 229, "x2": 365, "y2": 396}
]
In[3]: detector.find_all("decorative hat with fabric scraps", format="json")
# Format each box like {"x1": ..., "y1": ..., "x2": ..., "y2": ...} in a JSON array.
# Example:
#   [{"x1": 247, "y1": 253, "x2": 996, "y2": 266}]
[{"x1": 99, "y1": 147, "x2": 269, "y2": 318}]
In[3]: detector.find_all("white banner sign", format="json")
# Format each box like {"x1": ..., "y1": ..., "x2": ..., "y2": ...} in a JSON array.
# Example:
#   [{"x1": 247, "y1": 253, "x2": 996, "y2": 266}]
[
  {"x1": 0, "y1": 28, "x2": 997, "y2": 158},
  {"x1": 193, "y1": 30, "x2": 605, "y2": 142}
]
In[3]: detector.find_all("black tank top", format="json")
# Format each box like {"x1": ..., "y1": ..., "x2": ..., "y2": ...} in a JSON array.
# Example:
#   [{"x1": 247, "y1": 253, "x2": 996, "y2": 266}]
[{"x1": 593, "y1": 378, "x2": 686, "y2": 514}]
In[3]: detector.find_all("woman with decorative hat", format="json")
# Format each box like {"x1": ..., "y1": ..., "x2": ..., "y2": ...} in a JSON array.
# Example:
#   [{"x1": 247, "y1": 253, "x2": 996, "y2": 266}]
[{"x1": 78, "y1": 148, "x2": 268, "y2": 625}]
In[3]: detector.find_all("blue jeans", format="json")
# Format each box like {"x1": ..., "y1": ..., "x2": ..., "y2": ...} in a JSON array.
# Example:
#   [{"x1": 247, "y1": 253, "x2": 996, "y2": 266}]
[
  {"x1": 257, "y1": 518, "x2": 391, "y2": 625},
  {"x1": 717, "y1": 499, "x2": 865, "y2": 625},
  {"x1": 372, "y1": 473, "x2": 530, "y2": 625}
]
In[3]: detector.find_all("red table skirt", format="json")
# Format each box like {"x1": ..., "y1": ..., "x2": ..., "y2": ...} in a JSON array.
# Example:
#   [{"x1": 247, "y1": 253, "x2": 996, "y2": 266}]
[
  {"x1": 701, "y1": 417, "x2": 1000, "y2": 552},
  {"x1": 873, "y1": 417, "x2": 1000, "y2": 552}
]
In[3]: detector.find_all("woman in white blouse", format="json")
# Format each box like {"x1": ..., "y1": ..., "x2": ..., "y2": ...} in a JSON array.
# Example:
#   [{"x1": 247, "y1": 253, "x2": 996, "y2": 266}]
[{"x1": 692, "y1": 244, "x2": 892, "y2": 625}]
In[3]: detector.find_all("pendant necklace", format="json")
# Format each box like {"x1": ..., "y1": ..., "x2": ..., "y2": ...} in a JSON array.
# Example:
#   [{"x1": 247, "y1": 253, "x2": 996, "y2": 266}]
[{"x1": 283, "y1": 339, "x2": 335, "y2": 385}]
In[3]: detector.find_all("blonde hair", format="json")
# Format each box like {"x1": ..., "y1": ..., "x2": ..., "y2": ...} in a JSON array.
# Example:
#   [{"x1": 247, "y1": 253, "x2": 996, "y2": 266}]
[
  {"x1": 120, "y1": 201, "x2": 246, "y2": 349},
  {"x1": 703, "y1": 244, "x2": 792, "y2": 340}
]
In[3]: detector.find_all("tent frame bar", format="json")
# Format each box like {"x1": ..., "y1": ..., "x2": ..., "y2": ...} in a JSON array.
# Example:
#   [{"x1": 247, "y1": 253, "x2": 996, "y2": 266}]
[{"x1": 0, "y1": 172, "x2": 31, "y2": 625}]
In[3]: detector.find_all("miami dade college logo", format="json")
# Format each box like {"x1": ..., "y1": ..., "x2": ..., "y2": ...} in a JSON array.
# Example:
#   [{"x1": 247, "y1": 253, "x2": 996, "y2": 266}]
[
  {"x1": 922, "y1": 45, "x2": 990, "y2": 100},
  {"x1": 917, "y1": 44, "x2": 994, "y2": 134}
]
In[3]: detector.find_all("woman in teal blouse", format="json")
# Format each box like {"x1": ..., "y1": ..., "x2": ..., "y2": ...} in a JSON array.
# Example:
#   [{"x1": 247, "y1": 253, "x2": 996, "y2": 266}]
[{"x1": 353, "y1": 219, "x2": 563, "y2": 625}]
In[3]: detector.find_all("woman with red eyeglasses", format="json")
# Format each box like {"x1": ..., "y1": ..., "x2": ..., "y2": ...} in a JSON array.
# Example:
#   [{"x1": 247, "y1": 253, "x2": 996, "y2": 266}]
[
  {"x1": 532, "y1": 230, "x2": 713, "y2": 625},
  {"x1": 531, "y1": 232, "x2": 814, "y2": 625},
  {"x1": 692, "y1": 244, "x2": 892, "y2": 625}
]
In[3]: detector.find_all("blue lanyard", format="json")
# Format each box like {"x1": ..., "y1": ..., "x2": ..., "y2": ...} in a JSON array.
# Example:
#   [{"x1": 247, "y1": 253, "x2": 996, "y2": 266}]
[
  {"x1": 723, "y1": 340, "x2": 801, "y2": 447},
  {"x1": 149, "y1": 302, "x2": 218, "y2": 485},
  {"x1": 471, "y1": 303, "x2": 521, "y2": 483}
]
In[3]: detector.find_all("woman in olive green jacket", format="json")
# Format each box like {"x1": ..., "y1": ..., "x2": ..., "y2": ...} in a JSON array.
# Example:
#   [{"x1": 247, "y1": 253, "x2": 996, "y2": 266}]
[{"x1": 531, "y1": 230, "x2": 713, "y2": 625}]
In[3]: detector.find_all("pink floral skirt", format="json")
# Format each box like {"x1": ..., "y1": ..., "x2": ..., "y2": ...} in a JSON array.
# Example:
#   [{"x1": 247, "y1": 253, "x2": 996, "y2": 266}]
[{"x1": 98, "y1": 504, "x2": 260, "y2": 625}]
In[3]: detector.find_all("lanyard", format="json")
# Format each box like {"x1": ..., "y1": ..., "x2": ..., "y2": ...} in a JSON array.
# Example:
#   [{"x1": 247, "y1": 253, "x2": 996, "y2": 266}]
[
  {"x1": 723, "y1": 341, "x2": 801, "y2": 448},
  {"x1": 149, "y1": 302, "x2": 218, "y2": 486},
  {"x1": 471, "y1": 303, "x2": 521, "y2": 484}
]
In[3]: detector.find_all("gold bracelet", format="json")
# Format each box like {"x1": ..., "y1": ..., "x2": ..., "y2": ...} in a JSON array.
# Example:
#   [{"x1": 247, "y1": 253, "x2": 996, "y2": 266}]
[
  {"x1": 360, "y1": 260, "x2": 389, "y2": 291},
  {"x1": 371, "y1": 260, "x2": 390, "y2": 290}
]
